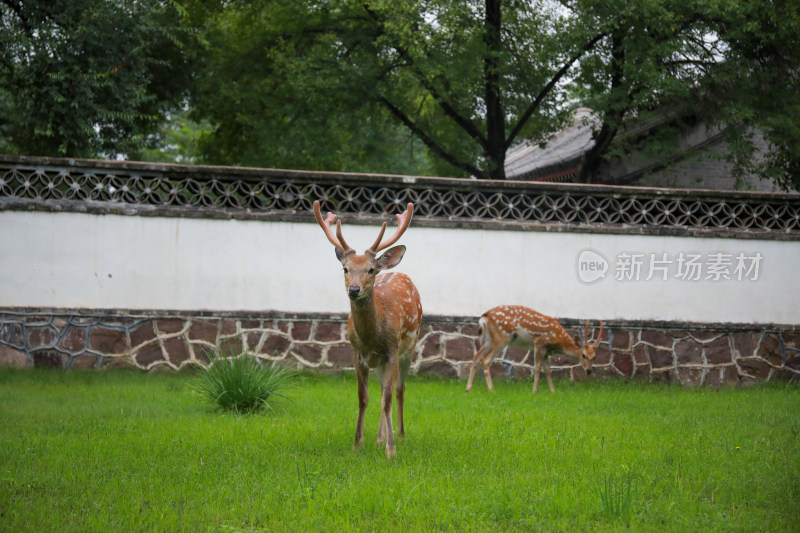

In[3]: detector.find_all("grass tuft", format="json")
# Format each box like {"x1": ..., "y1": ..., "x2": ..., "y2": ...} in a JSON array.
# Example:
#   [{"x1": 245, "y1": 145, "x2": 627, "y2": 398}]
[
  {"x1": 195, "y1": 348, "x2": 296, "y2": 414},
  {"x1": 600, "y1": 468, "x2": 635, "y2": 523}
]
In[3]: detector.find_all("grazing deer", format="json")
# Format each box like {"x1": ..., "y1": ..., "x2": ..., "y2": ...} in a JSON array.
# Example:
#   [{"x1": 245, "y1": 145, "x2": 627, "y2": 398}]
[
  {"x1": 313, "y1": 200, "x2": 422, "y2": 460},
  {"x1": 465, "y1": 305, "x2": 603, "y2": 393}
]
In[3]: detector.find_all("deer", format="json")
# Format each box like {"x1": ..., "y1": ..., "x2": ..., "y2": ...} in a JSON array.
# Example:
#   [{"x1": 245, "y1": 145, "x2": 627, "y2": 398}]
[
  {"x1": 465, "y1": 305, "x2": 603, "y2": 394},
  {"x1": 313, "y1": 200, "x2": 422, "y2": 460}
]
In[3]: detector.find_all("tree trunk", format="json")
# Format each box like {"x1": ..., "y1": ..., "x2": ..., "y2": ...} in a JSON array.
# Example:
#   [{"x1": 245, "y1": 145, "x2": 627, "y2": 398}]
[{"x1": 484, "y1": 0, "x2": 506, "y2": 180}]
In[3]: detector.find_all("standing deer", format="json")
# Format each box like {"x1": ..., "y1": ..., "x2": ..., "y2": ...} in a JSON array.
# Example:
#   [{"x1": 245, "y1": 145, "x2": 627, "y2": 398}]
[
  {"x1": 313, "y1": 200, "x2": 422, "y2": 460},
  {"x1": 465, "y1": 305, "x2": 603, "y2": 393}
]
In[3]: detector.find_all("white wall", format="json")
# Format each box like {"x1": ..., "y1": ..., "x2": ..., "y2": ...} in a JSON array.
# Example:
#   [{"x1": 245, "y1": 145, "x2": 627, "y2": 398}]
[{"x1": 1, "y1": 210, "x2": 797, "y2": 324}]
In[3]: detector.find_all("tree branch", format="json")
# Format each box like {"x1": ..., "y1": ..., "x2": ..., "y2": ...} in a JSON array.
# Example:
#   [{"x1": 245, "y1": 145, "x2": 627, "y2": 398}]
[
  {"x1": 362, "y1": 4, "x2": 488, "y2": 149},
  {"x1": 505, "y1": 31, "x2": 608, "y2": 150},
  {"x1": 379, "y1": 96, "x2": 486, "y2": 178}
]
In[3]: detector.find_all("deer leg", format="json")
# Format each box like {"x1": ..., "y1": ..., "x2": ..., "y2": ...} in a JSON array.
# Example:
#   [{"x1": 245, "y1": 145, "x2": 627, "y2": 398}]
[
  {"x1": 353, "y1": 362, "x2": 369, "y2": 449},
  {"x1": 380, "y1": 362, "x2": 399, "y2": 460},
  {"x1": 544, "y1": 357, "x2": 555, "y2": 393},
  {"x1": 373, "y1": 367, "x2": 387, "y2": 444},
  {"x1": 466, "y1": 344, "x2": 490, "y2": 392},
  {"x1": 481, "y1": 342, "x2": 505, "y2": 393},
  {"x1": 396, "y1": 384, "x2": 405, "y2": 439},
  {"x1": 396, "y1": 354, "x2": 411, "y2": 439},
  {"x1": 532, "y1": 347, "x2": 544, "y2": 394}
]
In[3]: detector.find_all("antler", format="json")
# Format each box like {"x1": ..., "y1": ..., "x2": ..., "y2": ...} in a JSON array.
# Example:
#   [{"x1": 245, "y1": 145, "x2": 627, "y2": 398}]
[
  {"x1": 313, "y1": 200, "x2": 353, "y2": 253},
  {"x1": 584, "y1": 320, "x2": 604, "y2": 347},
  {"x1": 594, "y1": 321, "x2": 604, "y2": 347},
  {"x1": 368, "y1": 203, "x2": 414, "y2": 254}
]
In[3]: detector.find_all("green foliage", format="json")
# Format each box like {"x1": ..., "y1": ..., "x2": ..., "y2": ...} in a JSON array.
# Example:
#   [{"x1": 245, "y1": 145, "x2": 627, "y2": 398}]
[
  {"x1": 195, "y1": 349, "x2": 297, "y2": 414},
  {"x1": 0, "y1": 0, "x2": 192, "y2": 158}
]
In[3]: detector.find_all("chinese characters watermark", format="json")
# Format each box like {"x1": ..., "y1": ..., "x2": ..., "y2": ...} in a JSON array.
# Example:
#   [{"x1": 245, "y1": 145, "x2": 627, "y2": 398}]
[{"x1": 577, "y1": 249, "x2": 763, "y2": 284}]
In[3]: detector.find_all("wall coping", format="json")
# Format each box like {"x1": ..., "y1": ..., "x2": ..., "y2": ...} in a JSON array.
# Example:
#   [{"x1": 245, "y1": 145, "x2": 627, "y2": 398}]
[{"x1": 2, "y1": 154, "x2": 799, "y2": 240}]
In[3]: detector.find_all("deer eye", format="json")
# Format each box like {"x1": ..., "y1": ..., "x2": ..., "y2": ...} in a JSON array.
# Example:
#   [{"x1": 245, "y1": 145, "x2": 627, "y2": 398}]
[
  {"x1": 342, "y1": 267, "x2": 349, "y2": 273},
  {"x1": 368, "y1": 268, "x2": 375, "y2": 274}
]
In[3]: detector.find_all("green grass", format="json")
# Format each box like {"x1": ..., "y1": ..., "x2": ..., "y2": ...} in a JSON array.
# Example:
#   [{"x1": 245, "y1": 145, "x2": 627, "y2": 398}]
[{"x1": 0, "y1": 369, "x2": 798, "y2": 532}]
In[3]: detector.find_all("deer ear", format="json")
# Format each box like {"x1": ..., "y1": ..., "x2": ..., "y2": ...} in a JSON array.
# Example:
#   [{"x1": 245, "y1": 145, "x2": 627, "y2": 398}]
[
  {"x1": 375, "y1": 245, "x2": 406, "y2": 271},
  {"x1": 573, "y1": 334, "x2": 581, "y2": 345},
  {"x1": 335, "y1": 247, "x2": 354, "y2": 264}
]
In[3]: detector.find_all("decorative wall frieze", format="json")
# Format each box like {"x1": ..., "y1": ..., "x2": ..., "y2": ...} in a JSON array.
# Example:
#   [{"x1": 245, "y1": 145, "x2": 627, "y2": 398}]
[{"x1": 2, "y1": 155, "x2": 799, "y2": 239}]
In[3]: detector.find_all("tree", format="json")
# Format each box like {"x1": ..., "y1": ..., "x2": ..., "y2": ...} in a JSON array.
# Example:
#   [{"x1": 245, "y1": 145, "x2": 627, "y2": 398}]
[
  {"x1": 0, "y1": 0, "x2": 191, "y2": 158},
  {"x1": 185, "y1": 0, "x2": 434, "y2": 175},
  {"x1": 187, "y1": 0, "x2": 800, "y2": 187}
]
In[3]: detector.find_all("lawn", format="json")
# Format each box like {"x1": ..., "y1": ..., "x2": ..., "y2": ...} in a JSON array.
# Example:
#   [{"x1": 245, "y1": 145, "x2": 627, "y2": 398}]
[{"x1": 1, "y1": 369, "x2": 798, "y2": 532}]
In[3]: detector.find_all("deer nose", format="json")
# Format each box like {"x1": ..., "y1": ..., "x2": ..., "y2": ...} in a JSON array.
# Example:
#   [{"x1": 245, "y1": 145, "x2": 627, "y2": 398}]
[
  {"x1": 348, "y1": 286, "x2": 361, "y2": 299},
  {"x1": 586, "y1": 369, "x2": 593, "y2": 375}
]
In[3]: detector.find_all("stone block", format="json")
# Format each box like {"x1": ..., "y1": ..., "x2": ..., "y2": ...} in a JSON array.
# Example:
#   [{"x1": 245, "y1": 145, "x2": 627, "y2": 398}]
[
  {"x1": 217, "y1": 335, "x2": 243, "y2": 356},
  {"x1": 737, "y1": 358, "x2": 771, "y2": 380},
  {"x1": 705, "y1": 336, "x2": 733, "y2": 365},
  {"x1": 156, "y1": 319, "x2": 186, "y2": 335},
  {"x1": 220, "y1": 319, "x2": 237, "y2": 336},
  {"x1": 649, "y1": 347, "x2": 674, "y2": 369},
  {"x1": 129, "y1": 322, "x2": 157, "y2": 349},
  {"x1": 32, "y1": 349, "x2": 67, "y2": 368},
  {"x1": 732, "y1": 332, "x2": 757, "y2": 358},
  {"x1": 549, "y1": 354, "x2": 571, "y2": 366},
  {"x1": 719, "y1": 365, "x2": 741, "y2": 386},
  {"x1": 59, "y1": 326, "x2": 87, "y2": 353},
  {"x1": 187, "y1": 320, "x2": 219, "y2": 344},
  {"x1": 594, "y1": 344, "x2": 612, "y2": 365},
  {"x1": 291, "y1": 322, "x2": 312, "y2": 341},
  {"x1": 756, "y1": 335, "x2": 783, "y2": 366},
  {"x1": 594, "y1": 364, "x2": 619, "y2": 380},
  {"x1": 0, "y1": 345, "x2": 29, "y2": 368},
  {"x1": 771, "y1": 368, "x2": 800, "y2": 382},
  {"x1": 260, "y1": 334, "x2": 291, "y2": 357},
  {"x1": 632, "y1": 343, "x2": 647, "y2": 364},
  {"x1": 786, "y1": 351, "x2": 800, "y2": 371},
  {"x1": 71, "y1": 354, "x2": 99, "y2": 369},
  {"x1": 460, "y1": 324, "x2": 480, "y2": 337},
  {"x1": 503, "y1": 346, "x2": 529, "y2": 364},
  {"x1": 133, "y1": 343, "x2": 165, "y2": 368},
  {"x1": 418, "y1": 359, "x2": 456, "y2": 378},
  {"x1": 704, "y1": 367, "x2": 723, "y2": 387},
  {"x1": 677, "y1": 367, "x2": 704, "y2": 388},
  {"x1": 650, "y1": 369, "x2": 675, "y2": 384},
  {"x1": 675, "y1": 339, "x2": 703, "y2": 365},
  {"x1": 420, "y1": 333, "x2": 442, "y2": 358},
  {"x1": 781, "y1": 332, "x2": 800, "y2": 350},
  {"x1": 444, "y1": 336, "x2": 477, "y2": 362},
  {"x1": 243, "y1": 331, "x2": 264, "y2": 351},
  {"x1": 314, "y1": 322, "x2": 343, "y2": 342},
  {"x1": 690, "y1": 331, "x2": 719, "y2": 343},
  {"x1": 1, "y1": 322, "x2": 25, "y2": 347},
  {"x1": 27, "y1": 326, "x2": 58, "y2": 349},
  {"x1": 612, "y1": 331, "x2": 631, "y2": 351},
  {"x1": 291, "y1": 344, "x2": 322, "y2": 364},
  {"x1": 102, "y1": 355, "x2": 135, "y2": 369},
  {"x1": 163, "y1": 337, "x2": 191, "y2": 365},
  {"x1": 641, "y1": 330, "x2": 673, "y2": 349},
  {"x1": 612, "y1": 352, "x2": 634, "y2": 378},
  {"x1": 90, "y1": 326, "x2": 128, "y2": 354},
  {"x1": 327, "y1": 344, "x2": 353, "y2": 366}
]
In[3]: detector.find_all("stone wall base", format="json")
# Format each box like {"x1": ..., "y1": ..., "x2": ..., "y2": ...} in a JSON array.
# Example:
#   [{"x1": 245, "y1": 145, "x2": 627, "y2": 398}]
[{"x1": 1, "y1": 309, "x2": 798, "y2": 387}]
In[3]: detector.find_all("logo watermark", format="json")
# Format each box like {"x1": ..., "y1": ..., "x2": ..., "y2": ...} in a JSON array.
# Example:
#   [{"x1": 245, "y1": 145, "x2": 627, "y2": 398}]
[{"x1": 576, "y1": 248, "x2": 763, "y2": 284}]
